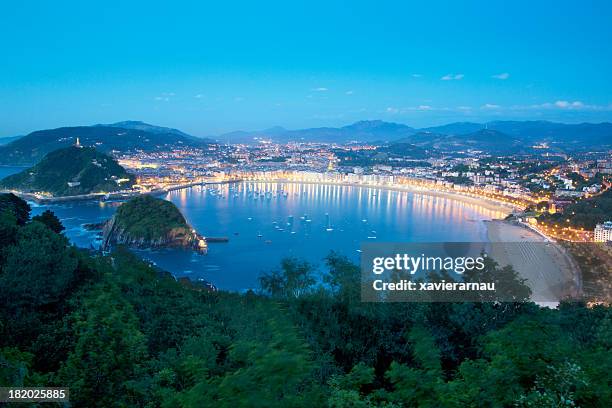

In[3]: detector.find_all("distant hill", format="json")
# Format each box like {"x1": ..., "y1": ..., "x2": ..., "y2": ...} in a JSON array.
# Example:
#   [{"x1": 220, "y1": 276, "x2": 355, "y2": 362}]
[
  {"x1": 217, "y1": 119, "x2": 612, "y2": 151},
  {"x1": 0, "y1": 136, "x2": 22, "y2": 145},
  {"x1": 445, "y1": 129, "x2": 525, "y2": 153},
  {"x1": 378, "y1": 142, "x2": 432, "y2": 159},
  {"x1": 0, "y1": 124, "x2": 214, "y2": 165},
  {"x1": 0, "y1": 146, "x2": 134, "y2": 196},
  {"x1": 421, "y1": 120, "x2": 612, "y2": 150},
  {"x1": 217, "y1": 120, "x2": 416, "y2": 144},
  {"x1": 97, "y1": 120, "x2": 215, "y2": 142},
  {"x1": 421, "y1": 122, "x2": 484, "y2": 135}
]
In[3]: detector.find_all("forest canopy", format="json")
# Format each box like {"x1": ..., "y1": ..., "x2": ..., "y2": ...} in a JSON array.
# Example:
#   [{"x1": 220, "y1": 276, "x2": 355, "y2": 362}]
[{"x1": 0, "y1": 193, "x2": 610, "y2": 407}]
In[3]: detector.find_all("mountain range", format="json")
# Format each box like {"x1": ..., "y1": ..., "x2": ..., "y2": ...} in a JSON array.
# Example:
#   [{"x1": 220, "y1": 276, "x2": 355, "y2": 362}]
[
  {"x1": 0, "y1": 120, "x2": 610, "y2": 165},
  {"x1": 217, "y1": 120, "x2": 612, "y2": 144},
  {"x1": 216, "y1": 120, "x2": 612, "y2": 153}
]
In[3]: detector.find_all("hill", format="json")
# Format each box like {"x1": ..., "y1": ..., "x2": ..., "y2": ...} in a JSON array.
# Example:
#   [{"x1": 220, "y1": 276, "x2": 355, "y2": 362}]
[
  {"x1": 217, "y1": 120, "x2": 416, "y2": 144},
  {"x1": 0, "y1": 124, "x2": 213, "y2": 165},
  {"x1": 217, "y1": 120, "x2": 612, "y2": 151},
  {"x1": 102, "y1": 195, "x2": 203, "y2": 250},
  {"x1": 0, "y1": 146, "x2": 134, "y2": 196},
  {"x1": 97, "y1": 120, "x2": 214, "y2": 143},
  {"x1": 423, "y1": 121, "x2": 612, "y2": 150},
  {"x1": 0, "y1": 135, "x2": 22, "y2": 145},
  {"x1": 437, "y1": 129, "x2": 525, "y2": 154}
]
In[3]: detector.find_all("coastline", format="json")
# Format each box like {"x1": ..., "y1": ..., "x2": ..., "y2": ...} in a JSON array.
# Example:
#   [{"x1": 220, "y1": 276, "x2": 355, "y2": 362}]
[
  {"x1": 0, "y1": 179, "x2": 237, "y2": 205},
  {"x1": 246, "y1": 179, "x2": 519, "y2": 215},
  {"x1": 486, "y1": 219, "x2": 582, "y2": 302}
]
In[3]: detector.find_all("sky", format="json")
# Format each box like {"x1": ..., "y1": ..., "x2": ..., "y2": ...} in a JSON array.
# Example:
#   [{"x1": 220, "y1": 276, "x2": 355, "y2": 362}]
[{"x1": 1, "y1": 0, "x2": 611, "y2": 137}]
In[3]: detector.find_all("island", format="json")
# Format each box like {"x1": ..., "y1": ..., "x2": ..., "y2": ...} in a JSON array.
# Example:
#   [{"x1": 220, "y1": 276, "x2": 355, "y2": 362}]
[
  {"x1": 0, "y1": 146, "x2": 134, "y2": 197},
  {"x1": 101, "y1": 195, "x2": 207, "y2": 252}
]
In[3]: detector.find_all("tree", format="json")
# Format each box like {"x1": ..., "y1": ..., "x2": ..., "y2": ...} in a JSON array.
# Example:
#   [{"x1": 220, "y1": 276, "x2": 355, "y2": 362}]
[
  {"x1": 32, "y1": 209, "x2": 65, "y2": 234},
  {"x1": 259, "y1": 257, "x2": 315, "y2": 298},
  {"x1": 58, "y1": 284, "x2": 148, "y2": 407},
  {"x1": 0, "y1": 193, "x2": 30, "y2": 225},
  {"x1": 0, "y1": 222, "x2": 77, "y2": 309}
]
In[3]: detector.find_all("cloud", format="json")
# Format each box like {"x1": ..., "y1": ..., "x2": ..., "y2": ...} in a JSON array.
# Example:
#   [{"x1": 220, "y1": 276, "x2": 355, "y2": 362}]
[
  {"x1": 555, "y1": 100, "x2": 583, "y2": 108},
  {"x1": 441, "y1": 74, "x2": 464, "y2": 81},
  {"x1": 345, "y1": 90, "x2": 354, "y2": 95},
  {"x1": 523, "y1": 100, "x2": 592, "y2": 110},
  {"x1": 154, "y1": 92, "x2": 175, "y2": 102},
  {"x1": 492, "y1": 72, "x2": 510, "y2": 80},
  {"x1": 194, "y1": 94, "x2": 204, "y2": 99},
  {"x1": 312, "y1": 87, "x2": 328, "y2": 92},
  {"x1": 481, "y1": 103, "x2": 501, "y2": 109},
  {"x1": 457, "y1": 106, "x2": 473, "y2": 111},
  {"x1": 384, "y1": 105, "x2": 436, "y2": 114},
  {"x1": 386, "y1": 107, "x2": 400, "y2": 114},
  {"x1": 411, "y1": 73, "x2": 422, "y2": 78}
]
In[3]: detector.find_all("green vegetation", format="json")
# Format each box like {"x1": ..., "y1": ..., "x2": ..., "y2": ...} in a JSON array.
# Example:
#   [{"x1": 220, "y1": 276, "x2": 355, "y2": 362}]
[
  {"x1": 542, "y1": 189, "x2": 612, "y2": 229},
  {"x1": 109, "y1": 195, "x2": 191, "y2": 243},
  {"x1": 0, "y1": 146, "x2": 134, "y2": 196},
  {"x1": 0, "y1": 125, "x2": 212, "y2": 166},
  {"x1": 0, "y1": 193, "x2": 610, "y2": 407}
]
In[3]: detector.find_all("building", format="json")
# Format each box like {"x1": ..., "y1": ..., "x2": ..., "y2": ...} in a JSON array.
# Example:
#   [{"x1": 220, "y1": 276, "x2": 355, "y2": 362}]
[{"x1": 594, "y1": 221, "x2": 612, "y2": 242}]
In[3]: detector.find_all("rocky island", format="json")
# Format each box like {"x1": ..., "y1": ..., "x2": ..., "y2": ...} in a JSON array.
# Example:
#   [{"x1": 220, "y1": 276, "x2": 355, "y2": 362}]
[
  {"x1": 0, "y1": 146, "x2": 134, "y2": 197},
  {"x1": 101, "y1": 195, "x2": 207, "y2": 252}
]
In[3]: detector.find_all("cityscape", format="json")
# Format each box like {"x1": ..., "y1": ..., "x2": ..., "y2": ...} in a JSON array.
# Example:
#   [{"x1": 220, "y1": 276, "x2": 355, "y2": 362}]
[{"x1": 1, "y1": 1, "x2": 611, "y2": 407}]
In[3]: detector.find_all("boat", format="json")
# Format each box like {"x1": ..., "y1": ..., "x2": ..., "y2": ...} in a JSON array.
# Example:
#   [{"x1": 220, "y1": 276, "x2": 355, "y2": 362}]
[{"x1": 325, "y1": 213, "x2": 333, "y2": 231}]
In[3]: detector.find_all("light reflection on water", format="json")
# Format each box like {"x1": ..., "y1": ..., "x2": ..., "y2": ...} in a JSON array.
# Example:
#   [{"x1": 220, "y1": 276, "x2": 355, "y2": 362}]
[{"x1": 31, "y1": 181, "x2": 508, "y2": 291}]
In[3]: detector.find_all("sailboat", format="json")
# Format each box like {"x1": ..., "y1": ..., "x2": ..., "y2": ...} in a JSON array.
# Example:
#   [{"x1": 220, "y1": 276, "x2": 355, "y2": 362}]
[{"x1": 325, "y1": 213, "x2": 334, "y2": 232}]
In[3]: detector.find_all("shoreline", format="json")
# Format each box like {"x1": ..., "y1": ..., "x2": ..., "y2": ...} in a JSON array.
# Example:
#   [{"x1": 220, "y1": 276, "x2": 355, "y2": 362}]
[
  {"x1": 0, "y1": 179, "x2": 237, "y2": 205},
  {"x1": 244, "y1": 179, "x2": 519, "y2": 216},
  {"x1": 486, "y1": 219, "x2": 582, "y2": 302},
  {"x1": 4, "y1": 178, "x2": 519, "y2": 217},
  {"x1": 10, "y1": 177, "x2": 583, "y2": 301}
]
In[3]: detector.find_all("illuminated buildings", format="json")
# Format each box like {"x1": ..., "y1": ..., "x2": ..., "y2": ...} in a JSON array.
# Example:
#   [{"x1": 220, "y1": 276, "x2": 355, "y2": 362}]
[{"x1": 594, "y1": 222, "x2": 612, "y2": 243}]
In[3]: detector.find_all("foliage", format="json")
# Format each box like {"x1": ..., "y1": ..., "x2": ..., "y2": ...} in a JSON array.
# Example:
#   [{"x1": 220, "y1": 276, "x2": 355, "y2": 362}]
[
  {"x1": 542, "y1": 188, "x2": 612, "y2": 229},
  {"x1": 0, "y1": 203, "x2": 610, "y2": 407},
  {"x1": 32, "y1": 209, "x2": 65, "y2": 233},
  {"x1": 0, "y1": 146, "x2": 134, "y2": 196},
  {"x1": 112, "y1": 195, "x2": 191, "y2": 241},
  {"x1": 0, "y1": 193, "x2": 30, "y2": 224}
]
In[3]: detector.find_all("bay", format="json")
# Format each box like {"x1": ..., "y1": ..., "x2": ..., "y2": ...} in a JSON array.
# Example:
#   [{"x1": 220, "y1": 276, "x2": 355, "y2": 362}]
[{"x1": 31, "y1": 181, "x2": 508, "y2": 291}]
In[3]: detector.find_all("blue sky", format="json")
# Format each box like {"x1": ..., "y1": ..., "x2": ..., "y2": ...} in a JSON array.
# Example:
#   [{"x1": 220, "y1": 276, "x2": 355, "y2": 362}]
[{"x1": 1, "y1": 1, "x2": 611, "y2": 136}]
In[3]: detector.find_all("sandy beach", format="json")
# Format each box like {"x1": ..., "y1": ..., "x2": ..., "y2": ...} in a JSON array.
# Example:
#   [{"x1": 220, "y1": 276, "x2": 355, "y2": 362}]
[{"x1": 486, "y1": 220, "x2": 581, "y2": 302}]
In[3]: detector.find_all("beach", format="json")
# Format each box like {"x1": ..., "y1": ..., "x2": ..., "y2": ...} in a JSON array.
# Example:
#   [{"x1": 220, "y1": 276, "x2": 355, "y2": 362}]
[{"x1": 486, "y1": 219, "x2": 581, "y2": 302}]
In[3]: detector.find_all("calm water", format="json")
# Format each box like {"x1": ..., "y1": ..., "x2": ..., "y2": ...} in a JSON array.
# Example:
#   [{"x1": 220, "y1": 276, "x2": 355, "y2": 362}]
[{"x1": 28, "y1": 181, "x2": 506, "y2": 290}]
